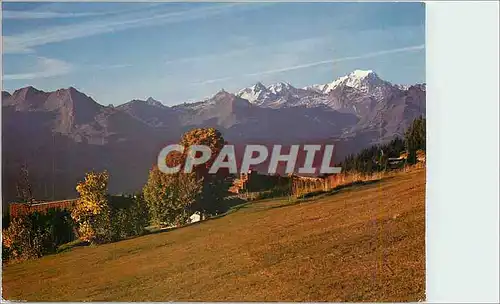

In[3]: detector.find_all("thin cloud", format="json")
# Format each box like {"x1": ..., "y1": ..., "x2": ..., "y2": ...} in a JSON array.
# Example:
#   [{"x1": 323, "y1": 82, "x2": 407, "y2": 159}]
[
  {"x1": 191, "y1": 77, "x2": 234, "y2": 86},
  {"x1": 244, "y1": 44, "x2": 425, "y2": 77},
  {"x1": 190, "y1": 44, "x2": 425, "y2": 85},
  {"x1": 3, "y1": 3, "x2": 269, "y2": 54},
  {"x1": 3, "y1": 10, "x2": 111, "y2": 19},
  {"x1": 2, "y1": 3, "x2": 165, "y2": 19},
  {"x1": 3, "y1": 58, "x2": 132, "y2": 81},
  {"x1": 164, "y1": 36, "x2": 328, "y2": 66},
  {"x1": 3, "y1": 57, "x2": 73, "y2": 80},
  {"x1": 87, "y1": 63, "x2": 133, "y2": 70}
]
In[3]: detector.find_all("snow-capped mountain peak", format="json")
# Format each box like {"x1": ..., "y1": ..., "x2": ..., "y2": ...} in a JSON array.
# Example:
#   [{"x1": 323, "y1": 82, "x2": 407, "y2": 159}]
[
  {"x1": 351, "y1": 69, "x2": 374, "y2": 78},
  {"x1": 345, "y1": 69, "x2": 382, "y2": 87},
  {"x1": 267, "y1": 82, "x2": 293, "y2": 94},
  {"x1": 237, "y1": 81, "x2": 302, "y2": 107},
  {"x1": 237, "y1": 81, "x2": 299, "y2": 103},
  {"x1": 232, "y1": 69, "x2": 424, "y2": 111},
  {"x1": 252, "y1": 82, "x2": 266, "y2": 91},
  {"x1": 315, "y1": 69, "x2": 386, "y2": 94},
  {"x1": 237, "y1": 82, "x2": 268, "y2": 103},
  {"x1": 303, "y1": 83, "x2": 328, "y2": 92}
]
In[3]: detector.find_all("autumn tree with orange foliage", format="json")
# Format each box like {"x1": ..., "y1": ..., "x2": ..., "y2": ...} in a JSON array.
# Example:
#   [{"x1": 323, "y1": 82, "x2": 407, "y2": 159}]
[
  {"x1": 71, "y1": 171, "x2": 111, "y2": 244},
  {"x1": 143, "y1": 128, "x2": 228, "y2": 226},
  {"x1": 179, "y1": 128, "x2": 228, "y2": 215}
]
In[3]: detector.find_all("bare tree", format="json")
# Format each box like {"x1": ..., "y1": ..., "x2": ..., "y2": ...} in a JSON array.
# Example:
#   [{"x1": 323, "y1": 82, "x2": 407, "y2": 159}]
[{"x1": 16, "y1": 163, "x2": 34, "y2": 203}]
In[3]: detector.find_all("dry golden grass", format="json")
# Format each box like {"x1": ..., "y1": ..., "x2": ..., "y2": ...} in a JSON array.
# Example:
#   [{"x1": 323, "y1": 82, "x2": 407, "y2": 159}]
[
  {"x1": 293, "y1": 163, "x2": 425, "y2": 198},
  {"x1": 2, "y1": 168, "x2": 425, "y2": 302}
]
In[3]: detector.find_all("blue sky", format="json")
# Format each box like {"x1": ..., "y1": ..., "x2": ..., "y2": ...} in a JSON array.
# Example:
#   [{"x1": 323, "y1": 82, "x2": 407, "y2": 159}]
[{"x1": 2, "y1": 2, "x2": 425, "y2": 106}]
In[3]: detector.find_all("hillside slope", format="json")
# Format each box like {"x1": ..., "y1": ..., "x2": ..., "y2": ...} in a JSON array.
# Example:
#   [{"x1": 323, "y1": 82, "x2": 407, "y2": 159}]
[{"x1": 2, "y1": 169, "x2": 425, "y2": 302}]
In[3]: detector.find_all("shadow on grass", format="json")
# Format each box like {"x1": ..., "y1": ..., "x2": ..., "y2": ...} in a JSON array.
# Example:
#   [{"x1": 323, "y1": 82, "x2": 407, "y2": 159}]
[
  {"x1": 52, "y1": 197, "x2": 273, "y2": 254},
  {"x1": 145, "y1": 197, "x2": 252, "y2": 236},
  {"x1": 55, "y1": 177, "x2": 393, "y2": 251},
  {"x1": 267, "y1": 178, "x2": 388, "y2": 211},
  {"x1": 56, "y1": 239, "x2": 88, "y2": 253}
]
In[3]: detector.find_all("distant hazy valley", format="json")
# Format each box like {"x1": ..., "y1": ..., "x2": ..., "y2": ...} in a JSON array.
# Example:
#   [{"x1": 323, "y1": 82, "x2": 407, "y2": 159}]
[{"x1": 2, "y1": 70, "x2": 425, "y2": 204}]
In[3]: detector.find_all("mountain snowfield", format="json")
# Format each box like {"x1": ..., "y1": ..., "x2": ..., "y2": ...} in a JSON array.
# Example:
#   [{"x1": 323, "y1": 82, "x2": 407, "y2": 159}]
[
  {"x1": 235, "y1": 69, "x2": 418, "y2": 111},
  {"x1": 2, "y1": 69, "x2": 425, "y2": 202},
  {"x1": 310, "y1": 69, "x2": 389, "y2": 94}
]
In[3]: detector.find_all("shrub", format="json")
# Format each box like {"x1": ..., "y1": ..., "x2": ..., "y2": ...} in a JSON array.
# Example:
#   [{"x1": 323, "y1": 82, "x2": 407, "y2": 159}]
[
  {"x1": 2, "y1": 209, "x2": 76, "y2": 262},
  {"x1": 109, "y1": 194, "x2": 149, "y2": 240},
  {"x1": 71, "y1": 171, "x2": 111, "y2": 244},
  {"x1": 129, "y1": 193, "x2": 150, "y2": 235},
  {"x1": 253, "y1": 186, "x2": 292, "y2": 200},
  {"x1": 2, "y1": 216, "x2": 49, "y2": 262},
  {"x1": 32, "y1": 209, "x2": 76, "y2": 250}
]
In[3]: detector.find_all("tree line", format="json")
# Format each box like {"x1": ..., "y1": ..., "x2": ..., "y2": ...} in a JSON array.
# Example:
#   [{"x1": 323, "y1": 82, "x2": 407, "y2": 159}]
[{"x1": 338, "y1": 116, "x2": 426, "y2": 174}]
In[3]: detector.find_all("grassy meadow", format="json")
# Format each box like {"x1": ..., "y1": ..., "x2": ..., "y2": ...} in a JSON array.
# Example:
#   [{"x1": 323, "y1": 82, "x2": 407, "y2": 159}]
[{"x1": 2, "y1": 168, "x2": 425, "y2": 302}]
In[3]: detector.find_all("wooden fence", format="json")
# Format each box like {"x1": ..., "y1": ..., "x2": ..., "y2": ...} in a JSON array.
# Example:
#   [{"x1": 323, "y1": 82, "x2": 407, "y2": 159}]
[{"x1": 9, "y1": 199, "x2": 79, "y2": 218}]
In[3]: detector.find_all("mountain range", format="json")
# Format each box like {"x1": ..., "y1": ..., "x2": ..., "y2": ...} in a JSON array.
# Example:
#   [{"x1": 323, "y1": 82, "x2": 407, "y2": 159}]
[{"x1": 1, "y1": 70, "x2": 425, "y2": 205}]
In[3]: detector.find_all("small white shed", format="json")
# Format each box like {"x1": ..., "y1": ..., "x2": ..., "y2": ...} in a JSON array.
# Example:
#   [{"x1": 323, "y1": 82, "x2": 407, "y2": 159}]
[{"x1": 189, "y1": 212, "x2": 201, "y2": 223}]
